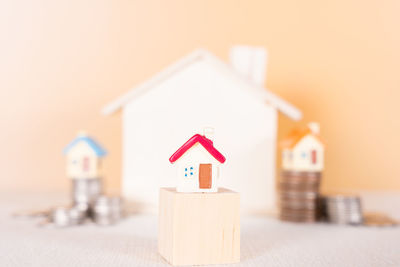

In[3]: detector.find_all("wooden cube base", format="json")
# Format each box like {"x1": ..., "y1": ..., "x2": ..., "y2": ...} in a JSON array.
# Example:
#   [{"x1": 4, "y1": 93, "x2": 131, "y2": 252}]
[{"x1": 158, "y1": 187, "x2": 240, "y2": 266}]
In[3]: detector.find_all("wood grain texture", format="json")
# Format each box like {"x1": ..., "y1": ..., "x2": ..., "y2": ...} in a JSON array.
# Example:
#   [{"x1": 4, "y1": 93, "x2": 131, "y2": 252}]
[{"x1": 158, "y1": 187, "x2": 240, "y2": 266}]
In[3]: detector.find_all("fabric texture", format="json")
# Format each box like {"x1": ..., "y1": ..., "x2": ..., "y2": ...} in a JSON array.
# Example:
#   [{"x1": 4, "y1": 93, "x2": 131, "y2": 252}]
[{"x1": 1, "y1": 193, "x2": 399, "y2": 267}]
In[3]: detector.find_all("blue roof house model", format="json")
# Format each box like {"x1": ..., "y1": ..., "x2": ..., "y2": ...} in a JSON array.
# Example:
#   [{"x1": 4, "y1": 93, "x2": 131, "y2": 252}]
[
  {"x1": 64, "y1": 134, "x2": 107, "y2": 157},
  {"x1": 64, "y1": 132, "x2": 107, "y2": 179}
]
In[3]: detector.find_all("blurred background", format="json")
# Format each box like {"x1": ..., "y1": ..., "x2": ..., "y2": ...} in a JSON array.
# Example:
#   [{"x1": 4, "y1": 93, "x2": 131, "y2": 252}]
[{"x1": 1, "y1": 0, "x2": 399, "y2": 195}]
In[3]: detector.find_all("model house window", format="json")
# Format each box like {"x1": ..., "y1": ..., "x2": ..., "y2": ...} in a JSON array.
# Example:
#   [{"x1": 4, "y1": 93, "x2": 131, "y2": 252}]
[
  {"x1": 311, "y1": 150, "x2": 317, "y2": 164},
  {"x1": 301, "y1": 152, "x2": 307, "y2": 158},
  {"x1": 184, "y1": 167, "x2": 194, "y2": 177}
]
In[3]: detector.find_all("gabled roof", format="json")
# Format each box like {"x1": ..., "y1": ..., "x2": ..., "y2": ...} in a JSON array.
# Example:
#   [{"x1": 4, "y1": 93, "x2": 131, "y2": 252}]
[
  {"x1": 280, "y1": 128, "x2": 324, "y2": 149},
  {"x1": 102, "y1": 49, "x2": 302, "y2": 121},
  {"x1": 169, "y1": 134, "x2": 226, "y2": 164},
  {"x1": 63, "y1": 135, "x2": 107, "y2": 157}
]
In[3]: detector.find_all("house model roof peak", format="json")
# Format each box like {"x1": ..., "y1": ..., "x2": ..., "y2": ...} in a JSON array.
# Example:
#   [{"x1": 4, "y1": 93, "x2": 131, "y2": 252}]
[
  {"x1": 280, "y1": 123, "x2": 324, "y2": 149},
  {"x1": 101, "y1": 48, "x2": 302, "y2": 121},
  {"x1": 169, "y1": 134, "x2": 226, "y2": 164},
  {"x1": 63, "y1": 135, "x2": 107, "y2": 157}
]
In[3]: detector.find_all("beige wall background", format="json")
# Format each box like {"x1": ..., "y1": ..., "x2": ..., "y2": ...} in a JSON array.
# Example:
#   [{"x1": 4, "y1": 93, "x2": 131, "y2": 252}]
[{"x1": 1, "y1": 0, "x2": 399, "y2": 194}]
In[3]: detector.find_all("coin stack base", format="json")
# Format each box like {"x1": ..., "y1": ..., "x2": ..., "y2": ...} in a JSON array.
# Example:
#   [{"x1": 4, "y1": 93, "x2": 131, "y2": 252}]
[
  {"x1": 15, "y1": 177, "x2": 124, "y2": 228},
  {"x1": 50, "y1": 206, "x2": 86, "y2": 227},
  {"x1": 92, "y1": 196, "x2": 123, "y2": 226},
  {"x1": 72, "y1": 178, "x2": 103, "y2": 206},
  {"x1": 325, "y1": 195, "x2": 363, "y2": 225},
  {"x1": 279, "y1": 171, "x2": 321, "y2": 223}
]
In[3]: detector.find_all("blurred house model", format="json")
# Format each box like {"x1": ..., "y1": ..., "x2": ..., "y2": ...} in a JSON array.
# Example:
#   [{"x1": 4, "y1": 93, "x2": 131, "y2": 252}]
[
  {"x1": 64, "y1": 132, "x2": 107, "y2": 179},
  {"x1": 169, "y1": 128, "x2": 226, "y2": 193},
  {"x1": 281, "y1": 122, "x2": 324, "y2": 172},
  {"x1": 102, "y1": 47, "x2": 302, "y2": 214}
]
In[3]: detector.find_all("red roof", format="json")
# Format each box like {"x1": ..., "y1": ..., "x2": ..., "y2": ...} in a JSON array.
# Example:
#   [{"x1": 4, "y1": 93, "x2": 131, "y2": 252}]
[{"x1": 169, "y1": 134, "x2": 226, "y2": 164}]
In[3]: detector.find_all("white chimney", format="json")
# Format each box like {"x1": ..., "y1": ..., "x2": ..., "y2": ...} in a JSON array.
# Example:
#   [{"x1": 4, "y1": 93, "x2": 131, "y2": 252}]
[
  {"x1": 229, "y1": 45, "x2": 268, "y2": 87},
  {"x1": 203, "y1": 127, "x2": 214, "y2": 141},
  {"x1": 308, "y1": 122, "x2": 320, "y2": 135}
]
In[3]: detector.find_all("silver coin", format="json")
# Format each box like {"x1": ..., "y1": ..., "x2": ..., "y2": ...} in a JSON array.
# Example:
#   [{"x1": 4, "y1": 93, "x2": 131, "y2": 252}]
[
  {"x1": 280, "y1": 191, "x2": 318, "y2": 200},
  {"x1": 72, "y1": 178, "x2": 103, "y2": 205},
  {"x1": 321, "y1": 194, "x2": 364, "y2": 225},
  {"x1": 280, "y1": 213, "x2": 316, "y2": 223},
  {"x1": 50, "y1": 206, "x2": 86, "y2": 227},
  {"x1": 68, "y1": 206, "x2": 87, "y2": 225},
  {"x1": 280, "y1": 200, "x2": 317, "y2": 210},
  {"x1": 281, "y1": 171, "x2": 322, "y2": 178},
  {"x1": 279, "y1": 183, "x2": 320, "y2": 192},
  {"x1": 92, "y1": 195, "x2": 123, "y2": 226},
  {"x1": 51, "y1": 207, "x2": 70, "y2": 227}
]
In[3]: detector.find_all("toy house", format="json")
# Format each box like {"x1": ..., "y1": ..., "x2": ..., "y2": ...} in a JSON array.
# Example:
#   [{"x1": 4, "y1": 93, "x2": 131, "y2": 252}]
[
  {"x1": 281, "y1": 122, "x2": 324, "y2": 172},
  {"x1": 64, "y1": 132, "x2": 107, "y2": 179},
  {"x1": 169, "y1": 128, "x2": 226, "y2": 193},
  {"x1": 102, "y1": 47, "x2": 302, "y2": 214}
]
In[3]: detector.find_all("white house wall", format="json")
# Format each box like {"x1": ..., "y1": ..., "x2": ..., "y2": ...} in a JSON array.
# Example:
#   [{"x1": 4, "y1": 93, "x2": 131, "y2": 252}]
[
  {"x1": 292, "y1": 136, "x2": 324, "y2": 172},
  {"x1": 174, "y1": 143, "x2": 220, "y2": 192},
  {"x1": 122, "y1": 58, "x2": 277, "y2": 214},
  {"x1": 66, "y1": 142, "x2": 99, "y2": 179}
]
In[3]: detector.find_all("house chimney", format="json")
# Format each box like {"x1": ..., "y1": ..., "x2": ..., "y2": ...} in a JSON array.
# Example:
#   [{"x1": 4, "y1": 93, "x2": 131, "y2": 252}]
[
  {"x1": 229, "y1": 45, "x2": 268, "y2": 87},
  {"x1": 308, "y1": 122, "x2": 320, "y2": 135},
  {"x1": 203, "y1": 127, "x2": 214, "y2": 141}
]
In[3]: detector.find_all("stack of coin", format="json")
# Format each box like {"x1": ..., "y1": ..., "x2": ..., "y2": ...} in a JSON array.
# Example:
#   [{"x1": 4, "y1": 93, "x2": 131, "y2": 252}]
[
  {"x1": 14, "y1": 177, "x2": 125, "y2": 228},
  {"x1": 325, "y1": 195, "x2": 363, "y2": 225},
  {"x1": 316, "y1": 195, "x2": 328, "y2": 221},
  {"x1": 50, "y1": 206, "x2": 86, "y2": 227},
  {"x1": 279, "y1": 171, "x2": 321, "y2": 222},
  {"x1": 92, "y1": 196, "x2": 123, "y2": 226},
  {"x1": 72, "y1": 178, "x2": 103, "y2": 213}
]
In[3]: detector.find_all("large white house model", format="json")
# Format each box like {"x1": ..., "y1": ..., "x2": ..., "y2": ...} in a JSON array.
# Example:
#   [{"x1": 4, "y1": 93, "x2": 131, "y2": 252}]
[
  {"x1": 169, "y1": 128, "x2": 226, "y2": 193},
  {"x1": 281, "y1": 122, "x2": 324, "y2": 172},
  {"x1": 102, "y1": 47, "x2": 302, "y2": 214}
]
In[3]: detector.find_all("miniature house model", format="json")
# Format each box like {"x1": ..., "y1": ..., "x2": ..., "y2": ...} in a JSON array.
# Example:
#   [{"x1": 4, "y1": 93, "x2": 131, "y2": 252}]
[
  {"x1": 281, "y1": 122, "x2": 324, "y2": 172},
  {"x1": 102, "y1": 47, "x2": 302, "y2": 214},
  {"x1": 169, "y1": 128, "x2": 226, "y2": 193},
  {"x1": 64, "y1": 132, "x2": 107, "y2": 179}
]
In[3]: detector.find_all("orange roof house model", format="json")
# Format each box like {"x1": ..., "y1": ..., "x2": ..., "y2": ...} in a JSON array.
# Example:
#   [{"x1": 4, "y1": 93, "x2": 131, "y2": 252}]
[{"x1": 281, "y1": 122, "x2": 324, "y2": 172}]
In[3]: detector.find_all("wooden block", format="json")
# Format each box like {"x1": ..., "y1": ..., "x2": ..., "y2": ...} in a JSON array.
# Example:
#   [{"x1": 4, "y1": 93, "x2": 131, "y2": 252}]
[{"x1": 158, "y1": 187, "x2": 240, "y2": 266}]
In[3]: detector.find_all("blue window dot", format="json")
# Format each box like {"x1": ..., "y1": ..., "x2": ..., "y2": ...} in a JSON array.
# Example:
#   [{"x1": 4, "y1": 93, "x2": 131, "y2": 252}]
[
  {"x1": 190, "y1": 167, "x2": 193, "y2": 170},
  {"x1": 185, "y1": 174, "x2": 187, "y2": 177},
  {"x1": 190, "y1": 172, "x2": 193, "y2": 175},
  {"x1": 185, "y1": 168, "x2": 187, "y2": 171}
]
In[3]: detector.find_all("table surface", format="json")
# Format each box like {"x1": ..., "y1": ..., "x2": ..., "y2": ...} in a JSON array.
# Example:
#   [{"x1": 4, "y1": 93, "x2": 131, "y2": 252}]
[{"x1": 1, "y1": 192, "x2": 400, "y2": 267}]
